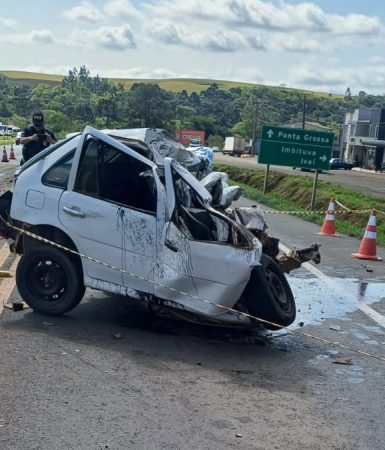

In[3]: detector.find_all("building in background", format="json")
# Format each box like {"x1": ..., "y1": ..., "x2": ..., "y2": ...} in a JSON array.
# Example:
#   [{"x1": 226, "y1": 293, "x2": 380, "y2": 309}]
[
  {"x1": 341, "y1": 108, "x2": 385, "y2": 170},
  {"x1": 175, "y1": 129, "x2": 205, "y2": 147}
]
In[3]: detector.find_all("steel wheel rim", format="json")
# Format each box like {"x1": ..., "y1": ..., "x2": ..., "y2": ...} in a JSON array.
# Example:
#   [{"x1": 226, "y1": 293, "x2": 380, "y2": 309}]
[{"x1": 28, "y1": 258, "x2": 67, "y2": 302}]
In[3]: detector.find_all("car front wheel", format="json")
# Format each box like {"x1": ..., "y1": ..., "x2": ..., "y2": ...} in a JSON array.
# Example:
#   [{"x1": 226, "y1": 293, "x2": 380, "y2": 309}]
[
  {"x1": 244, "y1": 254, "x2": 296, "y2": 330},
  {"x1": 16, "y1": 245, "x2": 85, "y2": 316}
]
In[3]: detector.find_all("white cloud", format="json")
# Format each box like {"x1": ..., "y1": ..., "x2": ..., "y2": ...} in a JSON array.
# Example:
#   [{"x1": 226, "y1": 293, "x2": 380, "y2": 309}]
[
  {"x1": 368, "y1": 56, "x2": 385, "y2": 64},
  {"x1": 288, "y1": 63, "x2": 385, "y2": 93},
  {"x1": 290, "y1": 66, "x2": 345, "y2": 87},
  {"x1": 228, "y1": 0, "x2": 330, "y2": 31},
  {"x1": 247, "y1": 35, "x2": 267, "y2": 51},
  {"x1": 5, "y1": 0, "x2": 385, "y2": 95},
  {"x1": 0, "y1": 17, "x2": 17, "y2": 29},
  {"x1": 272, "y1": 36, "x2": 324, "y2": 53},
  {"x1": 100, "y1": 67, "x2": 175, "y2": 79},
  {"x1": 144, "y1": 0, "x2": 382, "y2": 38},
  {"x1": 63, "y1": 1, "x2": 103, "y2": 22},
  {"x1": 14, "y1": 65, "x2": 70, "y2": 76},
  {"x1": 30, "y1": 30, "x2": 55, "y2": 44},
  {"x1": 352, "y1": 65, "x2": 385, "y2": 89},
  {"x1": 144, "y1": 20, "x2": 249, "y2": 52},
  {"x1": 69, "y1": 24, "x2": 136, "y2": 50},
  {"x1": 330, "y1": 13, "x2": 381, "y2": 36},
  {"x1": 141, "y1": 1, "x2": 384, "y2": 55},
  {"x1": 0, "y1": 30, "x2": 55, "y2": 45},
  {"x1": 144, "y1": 0, "x2": 327, "y2": 30},
  {"x1": 219, "y1": 66, "x2": 265, "y2": 84},
  {"x1": 104, "y1": 0, "x2": 143, "y2": 20}
]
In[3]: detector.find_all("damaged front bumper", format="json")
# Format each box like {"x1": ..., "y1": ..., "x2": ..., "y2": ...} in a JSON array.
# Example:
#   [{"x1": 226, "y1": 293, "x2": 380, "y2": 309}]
[
  {"x1": 231, "y1": 205, "x2": 321, "y2": 273},
  {"x1": 277, "y1": 243, "x2": 321, "y2": 273}
]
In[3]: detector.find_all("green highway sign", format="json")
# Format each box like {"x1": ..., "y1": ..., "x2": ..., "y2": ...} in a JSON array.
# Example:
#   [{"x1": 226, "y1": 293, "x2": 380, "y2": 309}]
[{"x1": 259, "y1": 126, "x2": 334, "y2": 170}]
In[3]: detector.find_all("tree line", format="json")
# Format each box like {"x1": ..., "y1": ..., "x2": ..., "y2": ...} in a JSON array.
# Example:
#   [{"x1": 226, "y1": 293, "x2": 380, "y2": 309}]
[{"x1": 1, "y1": 66, "x2": 384, "y2": 146}]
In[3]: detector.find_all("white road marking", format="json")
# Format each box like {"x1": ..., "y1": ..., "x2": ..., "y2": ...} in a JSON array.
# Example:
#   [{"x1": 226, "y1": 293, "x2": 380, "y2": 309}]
[
  {"x1": 358, "y1": 303, "x2": 385, "y2": 328},
  {"x1": 0, "y1": 241, "x2": 10, "y2": 262},
  {"x1": 280, "y1": 243, "x2": 385, "y2": 329},
  {"x1": 0, "y1": 253, "x2": 19, "y2": 316}
]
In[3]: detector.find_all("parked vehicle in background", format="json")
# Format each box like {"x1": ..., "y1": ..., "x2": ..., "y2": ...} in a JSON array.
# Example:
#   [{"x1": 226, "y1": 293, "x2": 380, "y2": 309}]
[
  {"x1": 223, "y1": 136, "x2": 246, "y2": 157},
  {"x1": 189, "y1": 138, "x2": 201, "y2": 147},
  {"x1": 329, "y1": 158, "x2": 353, "y2": 170},
  {"x1": 15, "y1": 131, "x2": 22, "y2": 145}
]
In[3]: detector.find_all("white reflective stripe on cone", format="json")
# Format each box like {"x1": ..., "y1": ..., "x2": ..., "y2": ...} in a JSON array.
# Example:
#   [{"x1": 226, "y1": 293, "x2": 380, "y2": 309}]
[
  {"x1": 326, "y1": 214, "x2": 335, "y2": 221},
  {"x1": 364, "y1": 231, "x2": 377, "y2": 239},
  {"x1": 368, "y1": 215, "x2": 377, "y2": 226}
]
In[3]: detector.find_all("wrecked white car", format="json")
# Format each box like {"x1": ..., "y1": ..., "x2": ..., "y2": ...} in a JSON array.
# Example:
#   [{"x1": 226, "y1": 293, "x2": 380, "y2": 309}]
[{"x1": 0, "y1": 126, "x2": 320, "y2": 329}]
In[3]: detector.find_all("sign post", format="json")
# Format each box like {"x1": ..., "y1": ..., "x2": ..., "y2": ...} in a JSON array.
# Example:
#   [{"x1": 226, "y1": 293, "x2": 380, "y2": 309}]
[{"x1": 259, "y1": 126, "x2": 334, "y2": 208}]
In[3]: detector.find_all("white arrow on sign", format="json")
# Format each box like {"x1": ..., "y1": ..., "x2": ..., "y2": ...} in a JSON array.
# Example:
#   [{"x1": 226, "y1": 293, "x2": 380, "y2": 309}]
[
  {"x1": 319, "y1": 154, "x2": 327, "y2": 162},
  {"x1": 266, "y1": 129, "x2": 274, "y2": 138}
]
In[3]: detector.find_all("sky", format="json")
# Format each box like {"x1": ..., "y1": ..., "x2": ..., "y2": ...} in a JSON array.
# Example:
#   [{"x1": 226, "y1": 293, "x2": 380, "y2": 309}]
[{"x1": 1, "y1": 0, "x2": 385, "y2": 95}]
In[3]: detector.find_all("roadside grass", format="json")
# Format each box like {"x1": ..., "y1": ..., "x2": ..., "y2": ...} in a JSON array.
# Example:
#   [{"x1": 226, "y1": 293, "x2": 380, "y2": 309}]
[
  {"x1": 0, "y1": 138, "x2": 14, "y2": 146},
  {"x1": 215, "y1": 164, "x2": 385, "y2": 247}
]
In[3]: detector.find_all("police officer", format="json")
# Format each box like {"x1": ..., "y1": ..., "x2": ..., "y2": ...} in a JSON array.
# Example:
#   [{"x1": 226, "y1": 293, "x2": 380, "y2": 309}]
[{"x1": 20, "y1": 111, "x2": 57, "y2": 163}]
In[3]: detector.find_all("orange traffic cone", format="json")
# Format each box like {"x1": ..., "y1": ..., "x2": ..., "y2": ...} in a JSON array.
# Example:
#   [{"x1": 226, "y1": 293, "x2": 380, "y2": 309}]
[
  {"x1": 9, "y1": 144, "x2": 15, "y2": 160},
  {"x1": 1, "y1": 146, "x2": 8, "y2": 163},
  {"x1": 352, "y1": 209, "x2": 382, "y2": 261},
  {"x1": 317, "y1": 198, "x2": 338, "y2": 236}
]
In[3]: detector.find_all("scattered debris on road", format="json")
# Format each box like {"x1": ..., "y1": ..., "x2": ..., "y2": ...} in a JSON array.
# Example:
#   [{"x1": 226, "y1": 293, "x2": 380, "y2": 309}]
[
  {"x1": 0, "y1": 270, "x2": 12, "y2": 278},
  {"x1": 332, "y1": 358, "x2": 353, "y2": 365},
  {"x1": 11, "y1": 301, "x2": 28, "y2": 311}
]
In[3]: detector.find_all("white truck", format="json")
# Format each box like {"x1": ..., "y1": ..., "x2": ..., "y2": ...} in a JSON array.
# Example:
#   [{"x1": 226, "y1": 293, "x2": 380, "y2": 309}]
[{"x1": 222, "y1": 136, "x2": 246, "y2": 157}]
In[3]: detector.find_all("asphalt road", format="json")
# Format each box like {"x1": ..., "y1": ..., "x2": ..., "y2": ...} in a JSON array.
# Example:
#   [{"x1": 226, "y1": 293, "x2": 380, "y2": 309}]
[
  {"x1": 1, "y1": 145, "x2": 385, "y2": 449},
  {"x1": 214, "y1": 153, "x2": 385, "y2": 199}
]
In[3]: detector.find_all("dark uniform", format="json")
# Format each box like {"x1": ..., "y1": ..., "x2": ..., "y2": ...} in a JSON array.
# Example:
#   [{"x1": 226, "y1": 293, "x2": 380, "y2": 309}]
[{"x1": 22, "y1": 125, "x2": 57, "y2": 162}]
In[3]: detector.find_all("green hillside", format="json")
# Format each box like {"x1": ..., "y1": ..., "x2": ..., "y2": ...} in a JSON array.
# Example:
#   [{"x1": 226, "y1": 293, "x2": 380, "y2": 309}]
[{"x1": 0, "y1": 70, "x2": 342, "y2": 97}]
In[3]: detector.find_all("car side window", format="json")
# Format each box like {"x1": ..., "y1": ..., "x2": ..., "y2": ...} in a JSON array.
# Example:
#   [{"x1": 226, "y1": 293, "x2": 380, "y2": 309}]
[
  {"x1": 74, "y1": 139, "x2": 157, "y2": 213},
  {"x1": 42, "y1": 151, "x2": 75, "y2": 189}
]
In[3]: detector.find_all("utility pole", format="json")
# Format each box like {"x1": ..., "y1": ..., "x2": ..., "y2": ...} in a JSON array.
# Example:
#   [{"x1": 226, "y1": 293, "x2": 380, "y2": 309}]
[
  {"x1": 302, "y1": 93, "x2": 307, "y2": 129},
  {"x1": 251, "y1": 100, "x2": 258, "y2": 155}
]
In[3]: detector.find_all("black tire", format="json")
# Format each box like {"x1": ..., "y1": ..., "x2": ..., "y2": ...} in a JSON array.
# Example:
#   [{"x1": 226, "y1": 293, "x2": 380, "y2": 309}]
[
  {"x1": 16, "y1": 245, "x2": 85, "y2": 316},
  {"x1": 244, "y1": 254, "x2": 296, "y2": 330}
]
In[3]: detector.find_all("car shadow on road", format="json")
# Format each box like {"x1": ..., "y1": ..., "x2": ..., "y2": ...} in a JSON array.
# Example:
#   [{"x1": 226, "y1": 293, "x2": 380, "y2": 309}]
[{"x1": 3, "y1": 290, "x2": 321, "y2": 393}]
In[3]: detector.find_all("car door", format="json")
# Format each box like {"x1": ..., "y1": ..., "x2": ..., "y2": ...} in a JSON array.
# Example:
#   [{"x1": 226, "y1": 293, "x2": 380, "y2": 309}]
[
  {"x1": 154, "y1": 159, "x2": 260, "y2": 317},
  {"x1": 58, "y1": 126, "x2": 162, "y2": 294}
]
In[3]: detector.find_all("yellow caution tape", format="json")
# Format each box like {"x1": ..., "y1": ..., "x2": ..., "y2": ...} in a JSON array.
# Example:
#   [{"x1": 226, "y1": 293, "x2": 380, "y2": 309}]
[
  {"x1": 264, "y1": 209, "x2": 374, "y2": 215},
  {"x1": 1, "y1": 214, "x2": 384, "y2": 363}
]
